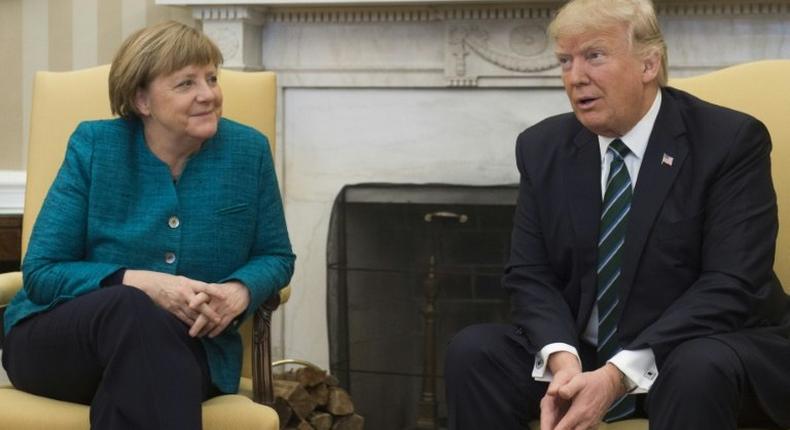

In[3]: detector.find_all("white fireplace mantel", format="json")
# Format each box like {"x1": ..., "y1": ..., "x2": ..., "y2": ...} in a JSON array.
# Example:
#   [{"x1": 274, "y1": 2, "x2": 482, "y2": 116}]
[
  {"x1": 160, "y1": 0, "x2": 790, "y2": 85},
  {"x1": 158, "y1": 0, "x2": 789, "y2": 370}
]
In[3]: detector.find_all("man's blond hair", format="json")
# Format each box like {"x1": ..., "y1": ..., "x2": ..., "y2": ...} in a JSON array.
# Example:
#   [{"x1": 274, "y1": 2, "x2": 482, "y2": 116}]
[
  {"x1": 109, "y1": 21, "x2": 224, "y2": 119},
  {"x1": 548, "y1": 0, "x2": 668, "y2": 86}
]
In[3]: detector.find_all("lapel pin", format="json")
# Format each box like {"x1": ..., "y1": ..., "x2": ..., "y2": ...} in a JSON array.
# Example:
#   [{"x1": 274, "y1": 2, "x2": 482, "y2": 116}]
[{"x1": 661, "y1": 153, "x2": 674, "y2": 167}]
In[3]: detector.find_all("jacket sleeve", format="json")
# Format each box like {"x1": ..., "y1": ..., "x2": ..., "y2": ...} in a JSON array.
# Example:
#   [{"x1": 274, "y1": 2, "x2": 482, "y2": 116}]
[
  {"x1": 22, "y1": 122, "x2": 123, "y2": 305},
  {"x1": 503, "y1": 132, "x2": 579, "y2": 353},
  {"x1": 220, "y1": 134, "x2": 295, "y2": 322},
  {"x1": 627, "y1": 117, "x2": 783, "y2": 364}
]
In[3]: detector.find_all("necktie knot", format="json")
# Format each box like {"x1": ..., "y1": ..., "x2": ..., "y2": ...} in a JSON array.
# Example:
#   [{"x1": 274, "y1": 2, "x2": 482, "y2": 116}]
[{"x1": 608, "y1": 139, "x2": 630, "y2": 161}]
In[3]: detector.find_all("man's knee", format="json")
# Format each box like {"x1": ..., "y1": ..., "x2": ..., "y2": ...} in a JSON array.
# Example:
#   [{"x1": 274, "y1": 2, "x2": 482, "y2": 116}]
[
  {"x1": 447, "y1": 324, "x2": 511, "y2": 369},
  {"x1": 445, "y1": 323, "x2": 536, "y2": 388},
  {"x1": 445, "y1": 323, "x2": 544, "y2": 427},
  {"x1": 652, "y1": 337, "x2": 744, "y2": 400}
]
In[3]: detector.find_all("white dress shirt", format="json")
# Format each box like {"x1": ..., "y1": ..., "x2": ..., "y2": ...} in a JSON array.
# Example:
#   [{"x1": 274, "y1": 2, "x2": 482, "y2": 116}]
[{"x1": 531, "y1": 91, "x2": 663, "y2": 393}]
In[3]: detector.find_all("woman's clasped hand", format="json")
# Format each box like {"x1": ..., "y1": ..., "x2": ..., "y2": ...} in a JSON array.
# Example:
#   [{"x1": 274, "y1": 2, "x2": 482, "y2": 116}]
[{"x1": 122, "y1": 270, "x2": 250, "y2": 338}]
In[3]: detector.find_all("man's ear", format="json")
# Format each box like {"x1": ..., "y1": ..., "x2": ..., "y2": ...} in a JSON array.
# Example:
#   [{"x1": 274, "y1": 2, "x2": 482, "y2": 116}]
[
  {"x1": 641, "y1": 50, "x2": 660, "y2": 83},
  {"x1": 134, "y1": 88, "x2": 151, "y2": 117}
]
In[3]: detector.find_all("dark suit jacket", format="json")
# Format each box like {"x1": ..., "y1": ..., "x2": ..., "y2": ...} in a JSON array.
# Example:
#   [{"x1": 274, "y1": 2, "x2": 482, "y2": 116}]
[{"x1": 504, "y1": 87, "x2": 790, "y2": 425}]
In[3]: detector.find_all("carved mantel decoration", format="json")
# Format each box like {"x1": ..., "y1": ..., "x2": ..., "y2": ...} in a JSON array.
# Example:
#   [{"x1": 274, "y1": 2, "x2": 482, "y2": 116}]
[
  {"x1": 161, "y1": 0, "x2": 790, "y2": 87},
  {"x1": 192, "y1": 6, "x2": 265, "y2": 70},
  {"x1": 447, "y1": 20, "x2": 558, "y2": 86}
]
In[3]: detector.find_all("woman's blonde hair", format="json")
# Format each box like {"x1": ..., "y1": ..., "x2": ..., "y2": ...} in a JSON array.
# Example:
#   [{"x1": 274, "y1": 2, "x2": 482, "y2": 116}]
[
  {"x1": 548, "y1": 0, "x2": 668, "y2": 86},
  {"x1": 109, "y1": 21, "x2": 224, "y2": 118}
]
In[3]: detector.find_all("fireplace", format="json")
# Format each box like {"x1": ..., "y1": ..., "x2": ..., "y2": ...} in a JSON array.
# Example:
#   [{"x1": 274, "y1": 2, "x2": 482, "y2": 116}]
[{"x1": 326, "y1": 183, "x2": 517, "y2": 429}]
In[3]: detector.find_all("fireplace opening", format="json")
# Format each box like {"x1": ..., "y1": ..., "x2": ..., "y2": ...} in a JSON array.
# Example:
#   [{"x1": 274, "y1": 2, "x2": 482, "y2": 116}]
[{"x1": 326, "y1": 183, "x2": 517, "y2": 429}]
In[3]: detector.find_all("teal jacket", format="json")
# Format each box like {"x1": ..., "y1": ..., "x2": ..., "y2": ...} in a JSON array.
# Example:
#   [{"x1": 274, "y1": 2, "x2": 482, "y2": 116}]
[{"x1": 3, "y1": 117, "x2": 295, "y2": 393}]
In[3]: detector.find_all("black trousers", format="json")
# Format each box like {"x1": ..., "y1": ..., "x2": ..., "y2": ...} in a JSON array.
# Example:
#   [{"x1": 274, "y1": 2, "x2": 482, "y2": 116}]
[
  {"x1": 2, "y1": 285, "x2": 217, "y2": 430},
  {"x1": 444, "y1": 323, "x2": 780, "y2": 430}
]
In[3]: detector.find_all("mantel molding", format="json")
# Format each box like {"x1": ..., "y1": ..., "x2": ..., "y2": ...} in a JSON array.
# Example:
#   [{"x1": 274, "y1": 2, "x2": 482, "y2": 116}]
[
  {"x1": 192, "y1": 5, "x2": 265, "y2": 22},
  {"x1": 182, "y1": 1, "x2": 790, "y2": 23},
  {"x1": 173, "y1": 0, "x2": 789, "y2": 82},
  {"x1": 262, "y1": 5, "x2": 556, "y2": 23},
  {"x1": 193, "y1": 6, "x2": 266, "y2": 69},
  {"x1": 657, "y1": 2, "x2": 790, "y2": 15},
  {"x1": 162, "y1": 0, "x2": 790, "y2": 12}
]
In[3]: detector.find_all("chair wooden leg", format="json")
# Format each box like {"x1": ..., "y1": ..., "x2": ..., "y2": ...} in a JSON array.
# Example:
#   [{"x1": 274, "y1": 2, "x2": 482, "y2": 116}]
[{"x1": 253, "y1": 293, "x2": 281, "y2": 406}]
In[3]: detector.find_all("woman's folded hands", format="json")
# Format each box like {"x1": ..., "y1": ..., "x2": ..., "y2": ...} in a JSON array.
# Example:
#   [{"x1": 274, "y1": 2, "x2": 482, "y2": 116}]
[{"x1": 122, "y1": 270, "x2": 250, "y2": 337}]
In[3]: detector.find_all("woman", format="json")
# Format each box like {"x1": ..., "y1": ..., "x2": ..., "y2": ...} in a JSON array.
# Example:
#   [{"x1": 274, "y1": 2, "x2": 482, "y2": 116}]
[{"x1": 1, "y1": 21, "x2": 295, "y2": 429}]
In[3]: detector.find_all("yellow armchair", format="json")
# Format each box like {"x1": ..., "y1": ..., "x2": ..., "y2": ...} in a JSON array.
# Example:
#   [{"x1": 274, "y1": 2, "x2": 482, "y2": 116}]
[
  {"x1": 528, "y1": 60, "x2": 790, "y2": 430},
  {"x1": 0, "y1": 65, "x2": 289, "y2": 430}
]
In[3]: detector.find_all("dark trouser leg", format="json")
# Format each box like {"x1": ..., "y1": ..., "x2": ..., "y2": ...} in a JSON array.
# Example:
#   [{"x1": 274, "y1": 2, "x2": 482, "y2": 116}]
[
  {"x1": 646, "y1": 337, "x2": 777, "y2": 430},
  {"x1": 2, "y1": 286, "x2": 214, "y2": 430},
  {"x1": 444, "y1": 323, "x2": 546, "y2": 430}
]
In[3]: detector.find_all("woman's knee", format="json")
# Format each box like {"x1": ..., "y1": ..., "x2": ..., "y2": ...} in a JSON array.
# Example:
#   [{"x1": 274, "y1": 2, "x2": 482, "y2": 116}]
[
  {"x1": 97, "y1": 286, "x2": 169, "y2": 321},
  {"x1": 92, "y1": 286, "x2": 184, "y2": 337},
  {"x1": 101, "y1": 284, "x2": 150, "y2": 303}
]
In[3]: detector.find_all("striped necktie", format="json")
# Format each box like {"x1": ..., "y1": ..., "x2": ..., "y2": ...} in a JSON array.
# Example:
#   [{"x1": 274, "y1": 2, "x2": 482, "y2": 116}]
[{"x1": 596, "y1": 138, "x2": 636, "y2": 422}]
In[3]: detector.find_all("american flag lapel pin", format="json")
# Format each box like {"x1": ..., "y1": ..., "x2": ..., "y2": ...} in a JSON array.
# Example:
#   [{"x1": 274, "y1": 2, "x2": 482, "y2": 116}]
[{"x1": 661, "y1": 153, "x2": 674, "y2": 167}]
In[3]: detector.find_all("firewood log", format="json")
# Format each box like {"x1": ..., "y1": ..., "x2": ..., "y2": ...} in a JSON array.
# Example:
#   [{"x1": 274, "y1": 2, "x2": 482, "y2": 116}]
[
  {"x1": 296, "y1": 366, "x2": 328, "y2": 387},
  {"x1": 273, "y1": 396, "x2": 293, "y2": 430},
  {"x1": 326, "y1": 386, "x2": 354, "y2": 416},
  {"x1": 308, "y1": 383, "x2": 330, "y2": 406},
  {"x1": 274, "y1": 379, "x2": 317, "y2": 419},
  {"x1": 308, "y1": 411, "x2": 333, "y2": 430},
  {"x1": 285, "y1": 419, "x2": 313, "y2": 430},
  {"x1": 331, "y1": 414, "x2": 364, "y2": 430},
  {"x1": 325, "y1": 374, "x2": 340, "y2": 386}
]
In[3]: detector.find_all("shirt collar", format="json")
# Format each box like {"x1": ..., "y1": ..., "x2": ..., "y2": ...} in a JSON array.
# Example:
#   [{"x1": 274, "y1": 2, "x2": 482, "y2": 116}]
[{"x1": 598, "y1": 90, "x2": 662, "y2": 162}]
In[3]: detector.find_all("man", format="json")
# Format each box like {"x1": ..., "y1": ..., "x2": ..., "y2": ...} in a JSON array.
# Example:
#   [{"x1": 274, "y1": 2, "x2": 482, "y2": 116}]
[{"x1": 445, "y1": 1, "x2": 790, "y2": 429}]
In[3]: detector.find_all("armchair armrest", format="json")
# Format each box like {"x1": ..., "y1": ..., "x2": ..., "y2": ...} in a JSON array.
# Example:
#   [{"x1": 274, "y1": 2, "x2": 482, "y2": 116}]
[
  {"x1": 278, "y1": 285, "x2": 291, "y2": 305},
  {"x1": 251, "y1": 285, "x2": 291, "y2": 405},
  {"x1": 0, "y1": 272, "x2": 22, "y2": 307},
  {"x1": 0, "y1": 272, "x2": 21, "y2": 347}
]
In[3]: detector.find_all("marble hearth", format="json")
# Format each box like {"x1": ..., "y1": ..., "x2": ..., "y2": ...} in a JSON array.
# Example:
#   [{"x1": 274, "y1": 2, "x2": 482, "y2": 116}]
[{"x1": 159, "y1": 0, "x2": 790, "y2": 371}]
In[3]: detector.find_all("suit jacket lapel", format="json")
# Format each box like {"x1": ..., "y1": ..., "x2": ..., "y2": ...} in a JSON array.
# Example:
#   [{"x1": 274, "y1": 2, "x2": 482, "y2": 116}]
[
  {"x1": 564, "y1": 128, "x2": 602, "y2": 329},
  {"x1": 618, "y1": 89, "x2": 689, "y2": 315}
]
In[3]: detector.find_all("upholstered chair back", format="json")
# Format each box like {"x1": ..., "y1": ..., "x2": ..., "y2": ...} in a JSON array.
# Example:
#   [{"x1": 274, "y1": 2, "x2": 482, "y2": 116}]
[{"x1": 670, "y1": 60, "x2": 790, "y2": 293}]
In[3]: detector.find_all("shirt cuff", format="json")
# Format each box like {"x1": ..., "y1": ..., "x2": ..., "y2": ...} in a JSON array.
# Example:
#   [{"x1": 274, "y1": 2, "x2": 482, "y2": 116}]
[
  {"x1": 532, "y1": 343, "x2": 581, "y2": 382},
  {"x1": 607, "y1": 348, "x2": 659, "y2": 394}
]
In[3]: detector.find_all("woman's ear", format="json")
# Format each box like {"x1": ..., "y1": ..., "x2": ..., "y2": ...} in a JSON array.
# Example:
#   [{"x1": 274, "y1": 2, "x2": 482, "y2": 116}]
[{"x1": 134, "y1": 88, "x2": 151, "y2": 117}]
